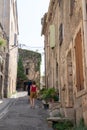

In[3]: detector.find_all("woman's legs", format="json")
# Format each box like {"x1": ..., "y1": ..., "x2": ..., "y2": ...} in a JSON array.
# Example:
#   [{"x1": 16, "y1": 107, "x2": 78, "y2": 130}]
[
  {"x1": 32, "y1": 98, "x2": 35, "y2": 107},
  {"x1": 30, "y1": 97, "x2": 33, "y2": 107},
  {"x1": 30, "y1": 93, "x2": 36, "y2": 108}
]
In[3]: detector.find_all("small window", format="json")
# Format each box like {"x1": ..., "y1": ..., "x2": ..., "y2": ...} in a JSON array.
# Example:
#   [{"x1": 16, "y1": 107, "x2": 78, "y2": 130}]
[
  {"x1": 27, "y1": 62, "x2": 29, "y2": 65},
  {"x1": 69, "y1": 0, "x2": 75, "y2": 16},
  {"x1": 1, "y1": 64, "x2": 3, "y2": 73},
  {"x1": 4, "y1": 47, "x2": 6, "y2": 52},
  {"x1": 14, "y1": 33, "x2": 17, "y2": 46},
  {"x1": 26, "y1": 68, "x2": 29, "y2": 75},
  {"x1": 86, "y1": 3, "x2": 87, "y2": 11},
  {"x1": 0, "y1": 22, "x2": 3, "y2": 30},
  {"x1": 58, "y1": 0, "x2": 61, "y2": 6},
  {"x1": 56, "y1": 62, "x2": 58, "y2": 78},
  {"x1": 86, "y1": 3, "x2": 87, "y2": 19},
  {"x1": 59, "y1": 23, "x2": 63, "y2": 46}
]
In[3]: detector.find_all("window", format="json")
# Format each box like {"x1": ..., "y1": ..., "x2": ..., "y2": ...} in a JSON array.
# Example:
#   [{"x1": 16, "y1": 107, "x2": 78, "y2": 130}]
[
  {"x1": 86, "y1": 3, "x2": 87, "y2": 12},
  {"x1": 0, "y1": 23, "x2": 3, "y2": 30},
  {"x1": 1, "y1": 64, "x2": 3, "y2": 73},
  {"x1": 86, "y1": 2, "x2": 87, "y2": 19},
  {"x1": 56, "y1": 62, "x2": 58, "y2": 88},
  {"x1": 59, "y1": 23, "x2": 63, "y2": 46},
  {"x1": 14, "y1": 33, "x2": 17, "y2": 46},
  {"x1": 27, "y1": 62, "x2": 29, "y2": 66},
  {"x1": 69, "y1": 0, "x2": 75, "y2": 16},
  {"x1": 58, "y1": 0, "x2": 61, "y2": 6},
  {"x1": 56, "y1": 62, "x2": 58, "y2": 78},
  {"x1": 26, "y1": 68, "x2": 29, "y2": 75}
]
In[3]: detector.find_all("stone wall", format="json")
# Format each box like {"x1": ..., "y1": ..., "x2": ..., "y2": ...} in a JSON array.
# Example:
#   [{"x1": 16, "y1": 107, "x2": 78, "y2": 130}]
[
  {"x1": 42, "y1": 0, "x2": 87, "y2": 125},
  {"x1": 0, "y1": 23, "x2": 8, "y2": 98},
  {"x1": 18, "y1": 49, "x2": 41, "y2": 87}
]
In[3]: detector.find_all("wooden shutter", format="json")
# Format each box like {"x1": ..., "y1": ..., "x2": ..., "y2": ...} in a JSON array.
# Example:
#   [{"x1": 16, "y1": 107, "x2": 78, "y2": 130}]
[
  {"x1": 75, "y1": 29, "x2": 84, "y2": 91},
  {"x1": 49, "y1": 24, "x2": 55, "y2": 49}
]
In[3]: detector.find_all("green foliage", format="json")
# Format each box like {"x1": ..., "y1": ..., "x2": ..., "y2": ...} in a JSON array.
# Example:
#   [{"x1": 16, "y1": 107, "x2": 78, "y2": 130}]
[
  {"x1": 72, "y1": 118, "x2": 87, "y2": 130},
  {"x1": 53, "y1": 94, "x2": 59, "y2": 101},
  {"x1": 42, "y1": 88, "x2": 56, "y2": 102},
  {"x1": 35, "y1": 58, "x2": 41, "y2": 72},
  {"x1": 72, "y1": 126, "x2": 87, "y2": 130},
  {"x1": 40, "y1": 88, "x2": 46, "y2": 94},
  {"x1": 18, "y1": 48, "x2": 41, "y2": 72},
  {"x1": 17, "y1": 56, "x2": 28, "y2": 81},
  {"x1": 0, "y1": 37, "x2": 6, "y2": 46},
  {"x1": 53, "y1": 120, "x2": 73, "y2": 130}
]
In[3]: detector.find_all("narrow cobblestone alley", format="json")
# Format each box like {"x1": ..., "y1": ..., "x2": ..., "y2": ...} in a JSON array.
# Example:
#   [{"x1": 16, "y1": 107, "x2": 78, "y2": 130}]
[{"x1": 0, "y1": 92, "x2": 53, "y2": 130}]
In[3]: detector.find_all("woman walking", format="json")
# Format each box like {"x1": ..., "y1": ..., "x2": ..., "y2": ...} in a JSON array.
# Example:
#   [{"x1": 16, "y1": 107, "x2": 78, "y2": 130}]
[{"x1": 30, "y1": 81, "x2": 37, "y2": 108}]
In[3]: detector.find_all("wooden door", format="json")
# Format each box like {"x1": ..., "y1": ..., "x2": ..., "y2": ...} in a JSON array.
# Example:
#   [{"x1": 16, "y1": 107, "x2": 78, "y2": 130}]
[{"x1": 75, "y1": 29, "x2": 84, "y2": 91}]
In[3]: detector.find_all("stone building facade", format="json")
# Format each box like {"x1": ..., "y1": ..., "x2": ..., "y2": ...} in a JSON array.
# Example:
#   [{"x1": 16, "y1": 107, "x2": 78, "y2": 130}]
[
  {"x1": 0, "y1": 23, "x2": 8, "y2": 98},
  {"x1": 18, "y1": 49, "x2": 41, "y2": 88},
  {"x1": 0, "y1": 0, "x2": 19, "y2": 97},
  {"x1": 42, "y1": 0, "x2": 87, "y2": 125}
]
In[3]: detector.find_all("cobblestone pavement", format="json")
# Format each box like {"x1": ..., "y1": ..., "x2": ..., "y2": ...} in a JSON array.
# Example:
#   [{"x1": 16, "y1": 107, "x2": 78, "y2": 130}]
[{"x1": 0, "y1": 92, "x2": 53, "y2": 130}]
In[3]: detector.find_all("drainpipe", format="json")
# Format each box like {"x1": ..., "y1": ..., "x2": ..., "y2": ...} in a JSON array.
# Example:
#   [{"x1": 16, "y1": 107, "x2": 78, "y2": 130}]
[{"x1": 82, "y1": 0, "x2": 87, "y2": 66}]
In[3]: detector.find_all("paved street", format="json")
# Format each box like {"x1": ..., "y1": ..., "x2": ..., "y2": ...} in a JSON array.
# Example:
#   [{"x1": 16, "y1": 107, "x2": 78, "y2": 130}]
[{"x1": 0, "y1": 92, "x2": 53, "y2": 130}]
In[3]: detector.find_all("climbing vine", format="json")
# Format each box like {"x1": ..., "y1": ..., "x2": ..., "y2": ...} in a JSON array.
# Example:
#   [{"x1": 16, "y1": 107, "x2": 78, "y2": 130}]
[
  {"x1": 17, "y1": 56, "x2": 28, "y2": 81},
  {"x1": 0, "y1": 37, "x2": 6, "y2": 46},
  {"x1": 19, "y1": 49, "x2": 41, "y2": 72}
]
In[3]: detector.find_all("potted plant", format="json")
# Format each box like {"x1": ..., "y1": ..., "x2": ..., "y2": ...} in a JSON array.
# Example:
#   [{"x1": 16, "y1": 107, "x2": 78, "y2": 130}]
[
  {"x1": 52, "y1": 90, "x2": 59, "y2": 102},
  {"x1": 42, "y1": 89, "x2": 49, "y2": 109},
  {"x1": 42, "y1": 88, "x2": 56, "y2": 109}
]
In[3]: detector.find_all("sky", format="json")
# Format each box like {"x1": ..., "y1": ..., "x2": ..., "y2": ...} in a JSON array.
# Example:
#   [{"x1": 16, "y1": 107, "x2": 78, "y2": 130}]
[{"x1": 17, "y1": 0, "x2": 50, "y2": 75}]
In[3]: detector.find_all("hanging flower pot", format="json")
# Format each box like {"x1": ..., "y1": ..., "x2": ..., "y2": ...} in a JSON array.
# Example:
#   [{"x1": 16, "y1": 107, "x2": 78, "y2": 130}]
[{"x1": 0, "y1": 37, "x2": 6, "y2": 46}]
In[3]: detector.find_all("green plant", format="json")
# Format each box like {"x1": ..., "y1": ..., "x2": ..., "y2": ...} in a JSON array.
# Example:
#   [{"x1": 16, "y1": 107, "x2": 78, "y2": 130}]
[
  {"x1": 0, "y1": 37, "x2": 6, "y2": 46},
  {"x1": 42, "y1": 89, "x2": 49, "y2": 103},
  {"x1": 72, "y1": 118, "x2": 87, "y2": 130},
  {"x1": 42, "y1": 88, "x2": 56, "y2": 103},
  {"x1": 53, "y1": 93, "x2": 59, "y2": 101},
  {"x1": 17, "y1": 56, "x2": 28, "y2": 81},
  {"x1": 53, "y1": 120, "x2": 73, "y2": 130}
]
